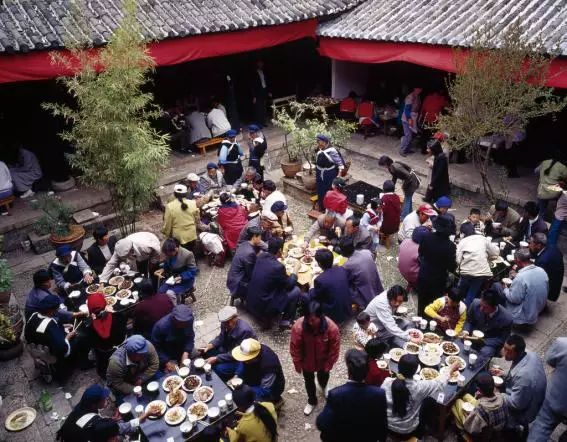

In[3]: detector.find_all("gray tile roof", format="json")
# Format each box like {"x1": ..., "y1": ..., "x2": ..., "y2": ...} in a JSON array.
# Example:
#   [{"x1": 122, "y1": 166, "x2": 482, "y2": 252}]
[
  {"x1": 0, "y1": 0, "x2": 364, "y2": 54},
  {"x1": 318, "y1": 0, "x2": 567, "y2": 56}
]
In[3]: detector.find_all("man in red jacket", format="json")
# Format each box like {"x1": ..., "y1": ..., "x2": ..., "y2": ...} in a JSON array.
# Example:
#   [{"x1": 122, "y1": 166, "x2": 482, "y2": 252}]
[{"x1": 290, "y1": 301, "x2": 340, "y2": 416}]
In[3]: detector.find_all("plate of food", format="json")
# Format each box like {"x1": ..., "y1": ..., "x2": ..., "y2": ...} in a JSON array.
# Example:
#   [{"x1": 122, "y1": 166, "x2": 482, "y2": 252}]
[
  {"x1": 162, "y1": 375, "x2": 184, "y2": 392},
  {"x1": 284, "y1": 257, "x2": 299, "y2": 266},
  {"x1": 546, "y1": 184, "x2": 564, "y2": 192},
  {"x1": 103, "y1": 285, "x2": 117, "y2": 296},
  {"x1": 227, "y1": 377, "x2": 243, "y2": 389},
  {"x1": 419, "y1": 367, "x2": 440, "y2": 381},
  {"x1": 422, "y1": 332, "x2": 442, "y2": 344},
  {"x1": 166, "y1": 388, "x2": 187, "y2": 407},
  {"x1": 440, "y1": 366, "x2": 460, "y2": 383},
  {"x1": 300, "y1": 255, "x2": 314, "y2": 264},
  {"x1": 105, "y1": 296, "x2": 117, "y2": 306},
  {"x1": 404, "y1": 342, "x2": 420, "y2": 355},
  {"x1": 119, "y1": 280, "x2": 133, "y2": 290},
  {"x1": 446, "y1": 355, "x2": 467, "y2": 370},
  {"x1": 441, "y1": 341, "x2": 460, "y2": 356},
  {"x1": 115, "y1": 289, "x2": 131, "y2": 299},
  {"x1": 86, "y1": 283, "x2": 103, "y2": 294},
  {"x1": 109, "y1": 276, "x2": 125, "y2": 286},
  {"x1": 407, "y1": 328, "x2": 424, "y2": 343},
  {"x1": 288, "y1": 247, "x2": 304, "y2": 259},
  {"x1": 182, "y1": 375, "x2": 202, "y2": 392},
  {"x1": 145, "y1": 400, "x2": 167, "y2": 419},
  {"x1": 389, "y1": 348, "x2": 406, "y2": 363},
  {"x1": 193, "y1": 385, "x2": 214, "y2": 403},
  {"x1": 418, "y1": 343, "x2": 443, "y2": 366},
  {"x1": 298, "y1": 264, "x2": 310, "y2": 273},
  {"x1": 4, "y1": 407, "x2": 36, "y2": 432},
  {"x1": 188, "y1": 401, "x2": 208, "y2": 420},
  {"x1": 165, "y1": 406, "x2": 186, "y2": 426}
]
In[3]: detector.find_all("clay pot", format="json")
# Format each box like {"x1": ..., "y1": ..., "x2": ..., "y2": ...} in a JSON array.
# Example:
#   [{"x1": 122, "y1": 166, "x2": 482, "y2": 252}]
[
  {"x1": 280, "y1": 160, "x2": 302, "y2": 179},
  {"x1": 50, "y1": 224, "x2": 86, "y2": 252},
  {"x1": 302, "y1": 172, "x2": 317, "y2": 192}
]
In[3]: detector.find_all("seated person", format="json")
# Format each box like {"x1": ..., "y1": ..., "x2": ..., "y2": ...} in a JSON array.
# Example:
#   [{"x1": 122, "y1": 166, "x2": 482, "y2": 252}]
[
  {"x1": 344, "y1": 215, "x2": 373, "y2": 251},
  {"x1": 364, "y1": 286, "x2": 413, "y2": 348},
  {"x1": 217, "y1": 192, "x2": 249, "y2": 252},
  {"x1": 185, "y1": 105, "x2": 211, "y2": 145},
  {"x1": 106, "y1": 335, "x2": 159, "y2": 397},
  {"x1": 462, "y1": 289, "x2": 513, "y2": 358},
  {"x1": 352, "y1": 311, "x2": 377, "y2": 349},
  {"x1": 151, "y1": 305, "x2": 196, "y2": 372},
  {"x1": 342, "y1": 238, "x2": 383, "y2": 309},
  {"x1": 86, "y1": 226, "x2": 118, "y2": 276},
  {"x1": 24, "y1": 294, "x2": 77, "y2": 380},
  {"x1": 486, "y1": 199, "x2": 521, "y2": 239},
  {"x1": 200, "y1": 162, "x2": 226, "y2": 193},
  {"x1": 530, "y1": 232, "x2": 564, "y2": 301},
  {"x1": 398, "y1": 204, "x2": 436, "y2": 242},
  {"x1": 56, "y1": 384, "x2": 158, "y2": 441},
  {"x1": 490, "y1": 335, "x2": 546, "y2": 429},
  {"x1": 434, "y1": 196, "x2": 456, "y2": 226},
  {"x1": 234, "y1": 166, "x2": 258, "y2": 190},
  {"x1": 515, "y1": 201, "x2": 548, "y2": 242},
  {"x1": 424, "y1": 287, "x2": 467, "y2": 334},
  {"x1": 464, "y1": 207, "x2": 485, "y2": 235},
  {"x1": 132, "y1": 279, "x2": 174, "y2": 339},
  {"x1": 200, "y1": 306, "x2": 256, "y2": 380},
  {"x1": 398, "y1": 226, "x2": 430, "y2": 290},
  {"x1": 206, "y1": 103, "x2": 231, "y2": 137},
  {"x1": 309, "y1": 248, "x2": 353, "y2": 324},
  {"x1": 227, "y1": 227, "x2": 262, "y2": 303},
  {"x1": 0, "y1": 160, "x2": 13, "y2": 215},
  {"x1": 186, "y1": 172, "x2": 207, "y2": 200},
  {"x1": 451, "y1": 372, "x2": 508, "y2": 435},
  {"x1": 360, "y1": 198, "x2": 382, "y2": 252},
  {"x1": 225, "y1": 385, "x2": 278, "y2": 442},
  {"x1": 504, "y1": 248, "x2": 548, "y2": 327},
  {"x1": 232, "y1": 339, "x2": 285, "y2": 403},
  {"x1": 323, "y1": 177, "x2": 352, "y2": 223},
  {"x1": 304, "y1": 211, "x2": 345, "y2": 247},
  {"x1": 157, "y1": 238, "x2": 198, "y2": 304},
  {"x1": 237, "y1": 213, "x2": 274, "y2": 250},
  {"x1": 270, "y1": 201, "x2": 293, "y2": 236},
  {"x1": 246, "y1": 238, "x2": 302, "y2": 329},
  {"x1": 49, "y1": 245, "x2": 94, "y2": 294},
  {"x1": 25, "y1": 269, "x2": 85, "y2": 322},
  {"x1": 364, "y1": 338, "x2": 389, "y2": 386},
  {"x1": 7, "y1": 146, "x2": 42, "y2": 199},
  {"x1": 199, "y1": 222, "x2": 226, "y2": 268},
  {"x1": 261, "y1": 180, "x2": 287, "y2": 219}
]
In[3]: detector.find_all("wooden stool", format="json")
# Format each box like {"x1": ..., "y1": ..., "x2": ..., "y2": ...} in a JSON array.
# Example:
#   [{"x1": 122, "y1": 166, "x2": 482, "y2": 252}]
[
  {"x1": 0, "y1": 195, "x2": 15, "y2": 215},
  {"x1": 310, "y1": 195, "x2": 318, "y2": 210}
]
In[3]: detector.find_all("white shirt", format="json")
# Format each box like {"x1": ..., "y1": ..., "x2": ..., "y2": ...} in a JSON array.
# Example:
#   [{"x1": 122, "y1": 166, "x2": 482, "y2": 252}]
[
  {"x1": 262, "y1": 190, "x2": 287, "y2": 217},
  {"x1": 257, "y1": 69, "x2": 266, "y2": 89},
  {"x1": 398, "y1": 212, "x2": 422, "y2": 242},
  {"x1": 0, "y1": 161, "x2": 12, "y2": 192},
  {"x1": 206, "y1": 108, "x2": 231, "y2": 137},
  {"x1": 99, "y1": 244, "x2": 112, "y2": 261}
]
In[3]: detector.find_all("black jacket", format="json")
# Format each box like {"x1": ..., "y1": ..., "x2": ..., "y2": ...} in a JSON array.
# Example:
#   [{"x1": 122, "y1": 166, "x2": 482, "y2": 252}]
[
  {"x1": 86, "y1": 236, "x2": 117, "y2": 275},
  {"x1": 429, "y1": 152, "x2": 450, "y2": 200}
]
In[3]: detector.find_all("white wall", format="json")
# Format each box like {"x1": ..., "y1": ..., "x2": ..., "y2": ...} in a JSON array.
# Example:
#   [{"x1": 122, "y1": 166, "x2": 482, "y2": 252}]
[{"x1": 331, "y1": 59, "x2": 369, "y2": 99}]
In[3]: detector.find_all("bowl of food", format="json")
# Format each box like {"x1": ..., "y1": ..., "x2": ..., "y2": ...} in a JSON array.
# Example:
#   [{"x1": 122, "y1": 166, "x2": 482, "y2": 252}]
[
  {"x1": 441, "y1": 341, "x2": 460, "y2": 356},
  {"x1": 396, "y1": 306, "x2": 408, "y2": 315},
  {"x1": 422, "y1": 332, "x2": 442, "y2": 344},
  {"x1": 227, "y1": 377, "x2": 243, "y2": 389},
  {"x1": 193, "y1": 358, "x2": 206, "y2": 370},
  {"x1": 109, "y1": 276, "x2": 125, "y2": 286},
  {"x1": 445, "y1": 329, "x2": 456, "y2": 339},
  {"x1": 178, "y1": 366, "x2": 190, "y2": 377},
  {"x1": 472, "y1": 330, "x2": 485, "y2": 339},
  {"x1": 119, "y1": 280, "x2": 133, "y2": 290},
  {"x1": 193, "y1": 386, "x2": 214, "y2": 403},
  {"x1": 403, "y1": 342, "x2": 420, "y2": 355},
  {"x1": 187, "y1": 402, "x2": 208, "y2": 421},
  {"x1": 86, "y1": 283, "x2": 102, "y2": 294},
  {"x1": 145, "y1": 400, "x2": 166, "y2": 419},
  {"x1": 183, "y1": 375, "x2": 202, "y2": 392},
  {"x1": 147, "y1": 381, "x2": 159, "y2": 394},
  {"x1": 105, "y1": 296, "x2": 117, "y2": 306},
  {"x1": 162, "y1": 375, "x2": 183, "y2": 392},
  {"x1": 180, "y1": 421, "x2": 193, "y2": 436},
  {"x1": 418, "y1": 344, "x2": 442, "y2": 366},
  {"x1": 164, "y1": 406, "x2": 186, "y2": 425},
  {"x1": 419, "y1": 367, "x2": 440, "y2": 381}
]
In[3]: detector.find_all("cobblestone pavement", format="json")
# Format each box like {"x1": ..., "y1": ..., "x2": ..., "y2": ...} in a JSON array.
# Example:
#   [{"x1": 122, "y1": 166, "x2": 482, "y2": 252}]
[{"x1": 1, "y1": 165, "x2": 566, "y2": 442}]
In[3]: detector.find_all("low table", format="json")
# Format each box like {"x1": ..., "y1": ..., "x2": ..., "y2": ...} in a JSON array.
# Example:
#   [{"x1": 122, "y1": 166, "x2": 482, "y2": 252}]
[{"x1": 343, "y1": 181, "x2": 382, "y2": 212}]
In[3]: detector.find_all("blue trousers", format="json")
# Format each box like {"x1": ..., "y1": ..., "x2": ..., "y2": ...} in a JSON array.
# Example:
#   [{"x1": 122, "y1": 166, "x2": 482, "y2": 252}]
[
  {"x1": 548, "y1": 218, "x2": 563, "y2": 246},
  {"x1": 401, "y1": 188, "x2": 414, "y2": 219},
  {"x1": 528, "y1": 399, "x2": 566, "y2": 442},
  {"x1": 204, "y1": 348, "x2": 239, "y2": 381},
  {"x1": 316, "y1": 168, "x2": 338, "y2": 211},
  {"x1": 459, "y1": 275, "x2": 487, "y2": 306},
  {"x1": 400, "y1": 121, "x2": 413, "y2": 153}
]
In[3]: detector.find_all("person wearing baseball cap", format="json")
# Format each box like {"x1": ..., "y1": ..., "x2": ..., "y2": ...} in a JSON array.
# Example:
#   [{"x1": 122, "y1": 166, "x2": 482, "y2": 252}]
[
  {"x1": 49, "y1": 244, "x2": 94, "y2": 294},
  {"x1": 232, "y1": 338, "x2": 285, "y2": 402},
  {"x1": 219, "y1": 128, "x2": 244, "y2": 185},
  {"x1": 162, "y1": 182, "x2": 200, "y2": 251},
  {"x1": 198, "y1": 306, "x2": 256, "y2": 380},
  {"x1": 107, "y1": 335, "x2": 159, "y2": 397},
  {"x1": 186, "y1": 172, "x2": 206, "y2": 200},
  {"x1": 315, "y1": 134, "x2": 345, "y2": 211},
  {"x1": 398, "y1": 203, "x2": 436, "y2": 242}
]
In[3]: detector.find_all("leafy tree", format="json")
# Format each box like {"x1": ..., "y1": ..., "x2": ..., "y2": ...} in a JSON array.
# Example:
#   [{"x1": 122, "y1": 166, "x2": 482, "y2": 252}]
[
  {"x1": 437, "y1": 23, "x2": 567, "y2": 200},
  {"x1": 43, "y1": 0, "x2": 170, "y2": 236}
]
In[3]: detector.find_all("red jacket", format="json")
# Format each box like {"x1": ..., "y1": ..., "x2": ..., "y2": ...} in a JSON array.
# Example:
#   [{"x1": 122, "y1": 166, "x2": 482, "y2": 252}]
[
  {"x1": 217, "y1": 204, "x2": 248, "y2": 250},
  {"x1": 290, "y1": 317, "x2": 340, "y2": 373},
  {"x1": 323, "y1": 189, "x2": 348, "y2": 215},
  {"x1": 365, "y1": 360, "x2": 390, "y2": 386},
  {"x1": 380, "y1": 193, "x2": 401, "y2": 235}
]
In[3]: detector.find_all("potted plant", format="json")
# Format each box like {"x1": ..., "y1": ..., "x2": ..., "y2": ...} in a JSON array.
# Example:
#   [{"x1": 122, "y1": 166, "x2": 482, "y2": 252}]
[
  {"x1": 0, "y1": 305, "x2": 24, "y2": 361},
  {"x1": 33, "y1": 195, "x2": 85, "y2": 251},
  {"x1": 0, "y1": 259, "x2": 12, "y2": 306}
]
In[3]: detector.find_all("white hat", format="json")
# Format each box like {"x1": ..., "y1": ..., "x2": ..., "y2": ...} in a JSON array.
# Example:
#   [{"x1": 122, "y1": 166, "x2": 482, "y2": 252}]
[
  {"x1": 218, "y1": 306, "x2": 238, "y2": 322},
  {"x1": 187, "y1": 173, "x2": 200, "y2": 182},
  {"x1": 261, "y1": 210, "x2": 278, "y2": 221},
  {"x1": 253, "y1": 137, "x2": 264, "y2": 144},
  {"x1": 174, "y1": 184, "x2": 188, "y2": 193}
]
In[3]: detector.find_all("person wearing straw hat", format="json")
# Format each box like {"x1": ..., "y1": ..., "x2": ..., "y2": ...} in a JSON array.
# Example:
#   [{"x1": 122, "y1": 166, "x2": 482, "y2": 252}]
[
  {"x1": 199, "y1": 306, "x2": 256, "y2": 380},
  {"x1": 219, "y1": 129, "x2": 244, "y2": 185},
  {"x1": 162, "y1": 183, "x2": 200, "y2": 252},
  {"x1": 232, "y1": 338, "x2": 285, "y2": 403}
]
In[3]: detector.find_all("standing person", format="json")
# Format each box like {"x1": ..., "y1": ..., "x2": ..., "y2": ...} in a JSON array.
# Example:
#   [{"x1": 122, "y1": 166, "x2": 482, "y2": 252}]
[
  {"x1": 185, "y1": 105, "x2": 212, "y2": 145},
  {"x1": 162, "y1": 184, "x2": 200, "y2": 251},
  {"x1": 417, "y1": 214, "x2": 456, "y2": 315},
  {"x1": 227, "y1": 226, "x2": 262, "y2": 304},
  {"x1": 536, "y1": 153, "x2": 567, "y2": 218},
  {"x1": 399, "y1": 87, "x2": 422, "y2": 156},
  {"x1": 290, "y1": 301, "x2": 341, "y2": 416},
  {"x1": 360, "y1": 199, "x2": 382, "y2": 252},
  {"x1": 398, "y1": 226, "x2": 430, "y2": 291},
  {"x1": 316, "y1": 349, "x2": 388, "y2": 442},
  {"x1": 528, "y1": 337, "x2": 567, "y2": 442},
  {"x1": 86, "y1": 226, "x2": 118, "y2": 276},
  {"x1": 378, "y1": 156, "x2": 420, "y2": 218},
  {"x1": 132, "y1": 279, "x2": 174, "y2": 339},
  {"x1": 456, "y1": 222, "x2": 500, "y2": 305},
  {"x1": 379, "y1": 180, "x2": 401, "y2": 243},
  {"x1": 217, "y1": 192, "x2": 249, "y2": 252},
  {"x1": 251, "y1": 60, "x2": 271, "y2": 127},
  {"x1": 248, "y1": 124, "x2": 268, "y2": 178},
  {"x1": 49, "y1": 245, "x2": 94, "y2": 294},
  {"x1": 529, "y1": 232, "x2": 564, "y2": 301},
  {"x1": 219, "y1": 130, "x2": 244, "y2": 185},
  {"x1": 7, "y1": 147, "x2": 43, "y2": 198},
  {"x1": 425, "y1": 138, "x2": 450, "y2": 202},
  {"x1": 151, "y1": 305, "x2": 195, "y2": 372},
  {"x1": 315, "y1": 134, "x2": 345, "y2": 211},
  {"x1": 157, "y1": 238, "x2": 198, "y2": 304}
]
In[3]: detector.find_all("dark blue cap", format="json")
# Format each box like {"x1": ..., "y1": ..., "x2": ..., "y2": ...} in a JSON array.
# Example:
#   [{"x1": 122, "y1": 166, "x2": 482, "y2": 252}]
[
  {"x1": 38, "y1": 294, "x2": 61, "y2": 310},
  {"x1": 227, "y1": 129, "x2": 237, "y2": 138},
  {"x1": 55, "y1": 245, "x2": 72, "y2": 257},
  {"x1": 271, "y1": 201, "x2": 287, "y2": 213},
  {"x1": 206, "y1": 162, "x2": 219, "y2": 169},
  {"x1": 82, "y1": 384, "x2": 111, "y2": 404},
  {"x1": 316, "y1": 134, "x2": 330, "y2": 143},
  {"x1": 248, "y1": 124, "x2": 260, "y2": 132}
]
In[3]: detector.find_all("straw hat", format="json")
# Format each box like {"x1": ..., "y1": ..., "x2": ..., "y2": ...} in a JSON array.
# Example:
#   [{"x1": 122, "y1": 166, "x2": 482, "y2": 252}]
[{"x1": 231, "y1": 338, "x2": 261, "y2": 362}]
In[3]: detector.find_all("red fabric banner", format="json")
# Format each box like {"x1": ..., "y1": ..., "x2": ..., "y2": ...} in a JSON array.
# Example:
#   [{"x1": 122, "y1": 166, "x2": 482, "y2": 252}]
[
  {"x1": 0, "y1": 19, "x2": 316, "y2": 84},
  {"x1": 319, "y1": 38, "x2": 567, "y2": 89}
]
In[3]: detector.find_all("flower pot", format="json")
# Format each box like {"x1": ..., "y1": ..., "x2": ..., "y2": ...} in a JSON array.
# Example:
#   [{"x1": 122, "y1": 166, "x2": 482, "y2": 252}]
[
  {"x1": 0, "y1": 291, "x2": 11, "y2": 306},
  {"x1": 50, "y1": 224, "x2": 86, "y2": 252},
  {"x1": 302, "y1": 172, "x2": 317, "y2": 192},
  {"x1": 0, "y1": 305, "x2": 23, "y2": 361},
  {"x1": 280, "y1": 160, "x2": 302, "y2": 179},
  {"x1": 0, "y1": 341, "x2": 23, "y2": 361}
]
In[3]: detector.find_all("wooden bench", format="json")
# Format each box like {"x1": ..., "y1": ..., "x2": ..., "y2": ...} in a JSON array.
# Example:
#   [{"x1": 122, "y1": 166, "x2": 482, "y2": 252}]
[
  {"x1": 195, "y1": 136, "x2": 224, "y2": 156},
  {"x1": 0, "y1": 195, "x2": 15, "y2": 215}
]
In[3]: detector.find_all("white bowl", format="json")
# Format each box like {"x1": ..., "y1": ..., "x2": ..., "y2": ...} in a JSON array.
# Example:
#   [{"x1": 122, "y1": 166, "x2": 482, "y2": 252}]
[
  {"x1": 79, "y1": 304, "x2": 89, "y2": 314},
  {"x1": 178, "y1": 367, "x2": 190, "y2": 377},
  {"x1": 501, "y1": 278, "x2": 513, "y2": 286},
  {"x1": 147, "y1": 381, "x2": 159, "y2": 392},
  {"x1": 180, "y1": 421, "x2": 193, "y2": 435},
  {"x1": 397, "y1": 306, "x2": 408, "y2": 315},
  {"x1": 493, "y1": 376, "x2": 504, "y2": 386},
  {"x1": 207, "y1": 407, "x2": 220, "y2": 419},
  {"x1": 119, "y1": 402, "x2": 132, "y2": 414},
  {"x1": 445, "y1": 329, "x2": 456, "y2": 338},
  {"x1": 193, "y1": 358, "x2": 205, "y2": 369},
  {"x1": 472, "y1": 330, "x2": 485, "y2": 338},
  {"x1": 69, "y1": 290, "x2": 81, "y2": 299}
]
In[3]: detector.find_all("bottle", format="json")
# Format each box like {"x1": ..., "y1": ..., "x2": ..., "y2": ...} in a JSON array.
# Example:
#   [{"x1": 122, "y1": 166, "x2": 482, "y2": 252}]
[{"x1": 39, "y1": 390, "x2": 53, "y2": 412}]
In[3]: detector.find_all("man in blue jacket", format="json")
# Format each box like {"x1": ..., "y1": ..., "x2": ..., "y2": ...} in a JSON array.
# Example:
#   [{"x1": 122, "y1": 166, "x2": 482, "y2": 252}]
[
  {"x1": 530, "y1": 232, "x2": 564, "y2": 301},
  {"x1": 317, "y1": 348, "x2": 388, "y2": 442}
]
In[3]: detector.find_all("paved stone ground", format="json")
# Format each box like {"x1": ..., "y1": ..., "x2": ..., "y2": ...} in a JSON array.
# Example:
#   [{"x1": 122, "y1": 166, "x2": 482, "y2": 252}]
[{"x1": 1, "y1": 164, "x2": 566, "y2": 442}]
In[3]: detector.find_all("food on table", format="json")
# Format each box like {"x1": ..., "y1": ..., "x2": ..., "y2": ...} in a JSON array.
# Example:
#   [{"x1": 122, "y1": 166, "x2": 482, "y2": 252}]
[
  {"x1": 422, "y1": 332, "x2": 442, "y2": 344},
  {"x1": 300, "y1": 256, "x2": 313, "y2": 264},
  {"x1": 193, "y1": 386, "x2": 214, "y2": 403},
  {"x1": 183, "y1": 375, "x2": 202, "y2": 392},
  {"x1": 441, "y1": 341, "x2": 460, "y2": 356},
  {"x1": 227, "y1": 377, "x2": 243, "y2": 389},
  {"x1": 187, "y1": 402, "x2": 208, "y2": 420},
  {"x1": 103, "y1": 286, "x2": 116, "y2": 296},
  {"x1": 472, "y1": 330, "x2": 485, "y2": 339},
  {"x1": 404, "y1": 342, "x2": 420, "y2": 355},
  {"x1": 407, "y1": 328, "x2": 424, "y2": 342},
  {"x1": 418, "y1": 343, "x2": 443, "y2": 366},
  {"x1": 446, "y1": 355, "x2": 467, "y2": 370},
  {"x1": 389, "y1": 348, "x2": 406, "y2": 363},
  {"x1": 115, "y1": 289, "x2": 131, "y2": 299},
  {"x1": 440, "y1": 366, "x2": 460, "y2": 383},
  {"x1": 420, "y1": 367, "x2": 440, "y2": 380},
  {"x1": 284, "y1": 257, "x2": 299, "y2": 266},
  {"x1": 162, "y1": 375, "x2": 183, "y2": 392},
  {"x1": 164, "y1": 406, "x2": 186, "y2": 425},
  {"x1": 298, "y1": 264, "x2": 310, "y2": 273},
  {"x1": 288, "y1": 247, "x2": 304, "y2": 259},
  {"x1": 5, "y1": 407, "x2": 36, "y2": 431},
  {"x1": 105, "y1": 296, "x2": 117, "y2": 306},
  {"x1": 166, "y1": 389, "x2": 187, "y2": 407},
  {"x1": 193, "y1": 358, "x2": 205, "y2": 369},
  {"x1": 145, "y1": 400, "x2": 166, "y2": 418},
  {"x1": 108, "y1": 276, "x2": 125, "y2": 286},
  {"x1": 86, "y1": 284, "x2": 102, "y2": 294},
  {"x1": 119, "y1": 280, "x2": 133, "y2": 290}
]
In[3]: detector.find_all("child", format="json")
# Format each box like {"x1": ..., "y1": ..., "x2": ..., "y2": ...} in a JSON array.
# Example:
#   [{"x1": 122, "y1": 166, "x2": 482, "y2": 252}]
[
  {"x1": 352, "y1": 311, "x2": 377, "y2": 349},
  {"x1": 465, "y1": 208, "x2": 485, "y2": 235},
  {"x1": 360, "y1": 198, "x2": 382, "y2": 253},
  {"x1": 379, "y1": 180, "x2": 401, "y2": 248},
  {"x1": 365, "y1": 338, "x2": 390, "y2": 386}
]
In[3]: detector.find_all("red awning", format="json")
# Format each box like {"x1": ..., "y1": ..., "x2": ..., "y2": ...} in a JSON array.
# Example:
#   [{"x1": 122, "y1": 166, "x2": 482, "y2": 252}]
[
  {"x1": 0, "y1": 19, "x2": 316, "y2": 84},
  {"x1": 319, "y1": 38, "x2": 567, "y2": 89}
]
